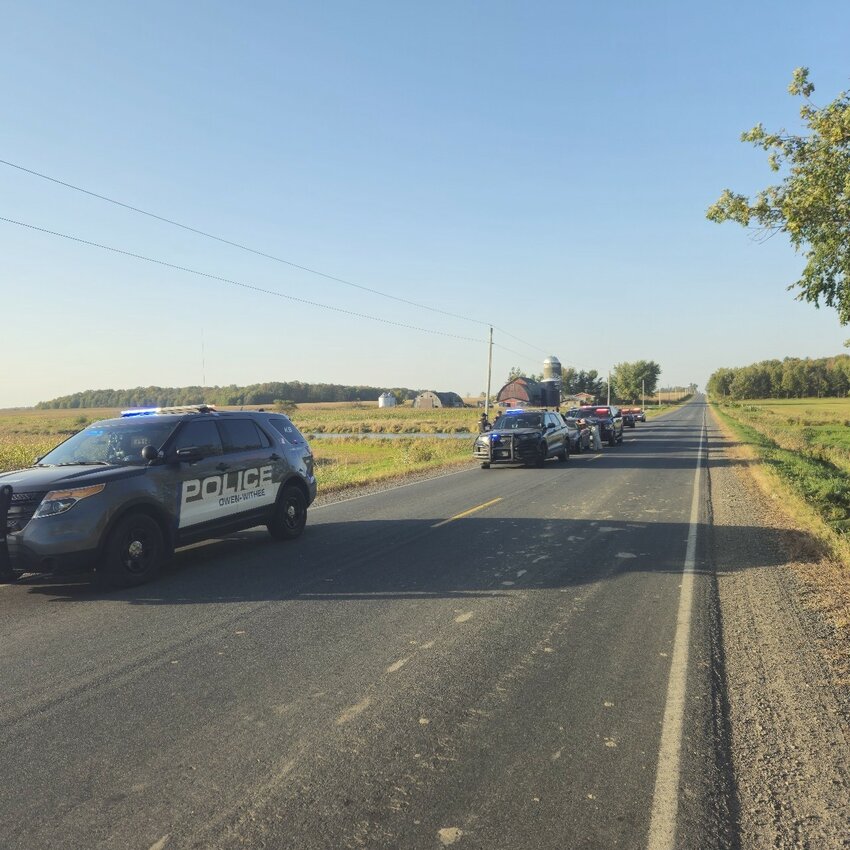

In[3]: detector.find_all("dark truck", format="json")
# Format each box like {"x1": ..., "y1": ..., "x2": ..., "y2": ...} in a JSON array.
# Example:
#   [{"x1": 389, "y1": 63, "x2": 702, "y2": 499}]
[
  {"x1": 570, "y1": 405, "x2": 624, "y2": 446},
  {"x1": 474, "y1": 409, "x2": 569, "y2": 468},
  {"x1": 0, "y1": 405, "x2": 317, "y2": 586}
]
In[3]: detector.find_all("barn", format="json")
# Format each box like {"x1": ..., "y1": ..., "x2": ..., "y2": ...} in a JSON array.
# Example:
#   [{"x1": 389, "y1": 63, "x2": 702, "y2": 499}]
[
  {"x1": 496, "y1": 377, "x2": 559, "y2": 408},
  {"x1": 413, "y1": 390, "x2": 464, "y2": 409}
]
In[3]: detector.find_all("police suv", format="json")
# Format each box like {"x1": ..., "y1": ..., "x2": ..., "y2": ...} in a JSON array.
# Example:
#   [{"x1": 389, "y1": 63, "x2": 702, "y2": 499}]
[
  {"x1": 0, "y1": 405, "x2": 317, "y2": 586},
  {"x1": 474, "y1": 409, "x2": 570, "y2": 468}
]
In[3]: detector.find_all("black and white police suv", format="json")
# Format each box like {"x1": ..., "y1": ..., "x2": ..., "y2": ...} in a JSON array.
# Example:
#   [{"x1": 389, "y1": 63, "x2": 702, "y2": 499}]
[
  {"x1": 0, "y1": 405, "x2": 317, "y2": 587},
  {"x1": 473, "y1": 409, "x2": 570, "y2": 468}
]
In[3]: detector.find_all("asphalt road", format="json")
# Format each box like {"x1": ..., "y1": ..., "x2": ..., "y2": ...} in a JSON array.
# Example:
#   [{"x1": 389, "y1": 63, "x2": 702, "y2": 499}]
[{"x1": 0, "y1": 398, "x2": 734, "y2": 850}]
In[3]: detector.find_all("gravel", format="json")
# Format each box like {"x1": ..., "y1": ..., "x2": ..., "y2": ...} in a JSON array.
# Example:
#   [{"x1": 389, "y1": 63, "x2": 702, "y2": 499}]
[{"x1": 707, "y1": 408, "x2": 850, "y2": 848}]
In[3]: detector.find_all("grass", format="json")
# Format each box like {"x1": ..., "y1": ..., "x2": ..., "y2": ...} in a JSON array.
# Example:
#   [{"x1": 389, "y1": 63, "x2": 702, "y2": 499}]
[
  {"x1": 312, "y1": 436, "x2": 474, "y2": 494},
  {"x1": 712, "y1": 397, "x2": 850, "y2": 541},
  {"x1": 0, "y1": 407, "x2": 477, "y2": 485}
]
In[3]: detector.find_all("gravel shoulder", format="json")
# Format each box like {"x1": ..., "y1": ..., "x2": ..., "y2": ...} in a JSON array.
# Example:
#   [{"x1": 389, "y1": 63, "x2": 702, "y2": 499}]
[{"x1": 707, "y1": 407, "x2": 850, "y2": 848}]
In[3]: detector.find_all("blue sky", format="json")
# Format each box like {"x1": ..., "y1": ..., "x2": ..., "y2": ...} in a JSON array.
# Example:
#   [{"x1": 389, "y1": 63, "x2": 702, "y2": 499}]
[{"x1": 2, "y1": 1, "x2": 849, "y2": 407}]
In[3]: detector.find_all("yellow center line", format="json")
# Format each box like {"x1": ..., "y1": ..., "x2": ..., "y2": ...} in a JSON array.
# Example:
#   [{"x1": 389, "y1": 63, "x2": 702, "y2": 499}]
[{"x1": 431, "y1": 497, "x2": 503, "y2": 528}]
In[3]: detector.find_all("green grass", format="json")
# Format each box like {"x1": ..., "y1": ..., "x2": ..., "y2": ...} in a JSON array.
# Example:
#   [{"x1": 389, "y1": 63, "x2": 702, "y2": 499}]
[{"x1": 712, "y1": 398, "x2": 850, "y2": 534}]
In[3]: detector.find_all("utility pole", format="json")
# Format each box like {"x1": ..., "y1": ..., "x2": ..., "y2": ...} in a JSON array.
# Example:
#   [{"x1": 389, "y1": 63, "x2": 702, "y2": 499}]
[
  {"x1": 485, "y1": 326, "x2": 493, "y2": 420},
  {"x1": 642, "y1": 378, "x2": 645, "y2": 410},
  {"x1": 607, "y1": 371, "x2": 611, "y2": 405}
]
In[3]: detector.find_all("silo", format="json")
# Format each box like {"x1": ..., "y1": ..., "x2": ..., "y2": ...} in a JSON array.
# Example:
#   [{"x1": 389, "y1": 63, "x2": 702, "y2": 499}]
[
  {"x1": 542, "y1": 355, "x2": 562, "y2": 408},
  {"x1": 378, "y1": 392, "x2": 396, "y2": 408},
  {"x1": 543, "y1": 356, "x2": 562, "y2": 382}
]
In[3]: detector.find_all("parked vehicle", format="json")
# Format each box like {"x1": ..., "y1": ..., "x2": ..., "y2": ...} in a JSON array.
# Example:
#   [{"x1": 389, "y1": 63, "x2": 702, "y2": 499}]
[
  {"x1": 560, "y1": 416, "x2": 591, "y2": 453},
  {"x1": 569, "y1": 406, "x2": 624, "y2": 446},
  {"x1": 0, "y1": 405, "x2": 317, "y2": 586},
  {"x1": 474, "y1": 409, "x2": 569, "y2": 468}
]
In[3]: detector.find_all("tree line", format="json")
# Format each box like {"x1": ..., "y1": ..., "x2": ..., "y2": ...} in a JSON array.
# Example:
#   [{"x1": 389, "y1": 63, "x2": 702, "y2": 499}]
[
  {"x1": 506, "y1": 360, "x2": 662, "y2": 404},
  {"x1": 707, "y1": 355, "x2": 850, "y2": 399},
  {"x1": 36, "y1": 382, "x2": 418, "y2": 409}
]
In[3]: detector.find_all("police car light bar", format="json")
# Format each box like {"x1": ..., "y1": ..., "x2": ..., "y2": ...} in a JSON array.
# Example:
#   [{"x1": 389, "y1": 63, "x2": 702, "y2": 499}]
[{"x1": 121, "y1": 405, "x2": 217, "y2": 417}]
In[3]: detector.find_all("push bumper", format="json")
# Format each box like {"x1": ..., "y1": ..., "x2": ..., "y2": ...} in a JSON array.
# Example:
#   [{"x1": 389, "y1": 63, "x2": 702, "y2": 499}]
[{"x1": 473, "y1": 434, "x2": 539, "y2": 464}]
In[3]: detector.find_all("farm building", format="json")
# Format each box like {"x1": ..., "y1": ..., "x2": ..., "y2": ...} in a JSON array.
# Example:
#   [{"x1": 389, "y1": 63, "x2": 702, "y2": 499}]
[
  {"x1": 496, "y1": 377, "x2": 560, "y2": 408},
  {"x1": 412, "y1": 390, "x2": 464, "y2": 409},
  {"x1": 378, "y1": 392, "x2": 396, "y2": 408}
]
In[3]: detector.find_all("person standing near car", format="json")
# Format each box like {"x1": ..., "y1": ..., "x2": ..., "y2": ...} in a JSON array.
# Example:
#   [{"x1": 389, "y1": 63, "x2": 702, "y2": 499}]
[{"x1": 586, "y1": 417, "x2": 603, "y2": 451}]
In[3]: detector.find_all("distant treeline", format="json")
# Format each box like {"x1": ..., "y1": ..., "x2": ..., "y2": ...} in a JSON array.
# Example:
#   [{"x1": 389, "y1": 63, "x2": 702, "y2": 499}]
[
  {"x1": 36, "y1": 382, "x2": 419, "y2": 409},
  {"x1": 707, "y1": 355, "x2": 850, "y2": 400}
]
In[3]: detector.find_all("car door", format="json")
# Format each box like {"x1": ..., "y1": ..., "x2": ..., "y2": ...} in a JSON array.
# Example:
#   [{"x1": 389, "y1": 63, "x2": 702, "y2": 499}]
[
  {"x1": 213, "y1": 418, "x2": 281, "y2": 525},
  {"x1": 544, "y1": 413, "x2": 561, "y2": 456},
  {"x1": 169, "y1": 418, "x2": 228, "y2": 533}
]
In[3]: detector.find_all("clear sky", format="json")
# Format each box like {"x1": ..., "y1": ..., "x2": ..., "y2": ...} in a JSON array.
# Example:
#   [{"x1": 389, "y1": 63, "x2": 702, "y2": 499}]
[{"x1": 2, "y1": 1, "x2": 849, "y2": 408}]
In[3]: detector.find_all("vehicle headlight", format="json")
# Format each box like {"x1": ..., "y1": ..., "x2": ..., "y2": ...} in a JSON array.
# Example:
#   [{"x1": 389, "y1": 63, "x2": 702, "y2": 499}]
[{"x1": 33, "y1": 483, "x2": 106, "y2": 518}]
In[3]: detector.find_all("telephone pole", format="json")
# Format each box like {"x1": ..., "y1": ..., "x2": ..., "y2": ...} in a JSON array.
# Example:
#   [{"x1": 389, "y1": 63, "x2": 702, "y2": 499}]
[{"x1": 485, "y1": 327, "x2": 493, "y2": 419}]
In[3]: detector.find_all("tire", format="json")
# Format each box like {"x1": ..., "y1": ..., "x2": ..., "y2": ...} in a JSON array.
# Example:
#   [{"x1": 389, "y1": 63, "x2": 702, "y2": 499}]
[
  {"x1": 608, "y1": 433, "x2": 617, "y2": 447},
  {"x1": 557, "y1": 440, "x2": 569, "y2": 462},
  {"x1": 534, "y1": 443, "x2": 547, "y2": 468},
  {"x1": 99, "y1": 512, "x2": 166, "y2": 587},
  {"x1": 480, "y1": 462, "x2": 491, "y2": 469},
  {"x1": 268, "y1": 484, "x2": 307, "y2": 541}
]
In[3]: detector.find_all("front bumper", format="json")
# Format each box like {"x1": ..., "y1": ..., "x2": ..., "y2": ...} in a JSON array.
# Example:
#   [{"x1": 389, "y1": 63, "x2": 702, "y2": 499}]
[
  {"x1": 473, "y1": 434, "x2": 540, "y2": 464},
  {"x1": 1, "y1": 485, "x2": 103, "y2": 575}
]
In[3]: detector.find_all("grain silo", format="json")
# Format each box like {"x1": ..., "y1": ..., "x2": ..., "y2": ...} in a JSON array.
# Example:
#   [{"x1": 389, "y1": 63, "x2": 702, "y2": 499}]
[
  {"x1": 542, "y1": 355, "x2": 562, "y2": 408},
  {"x1": 378, "y1": 392, "x2": 396, "y2": 408},
  {"x1": 543, "y1": 356, "x2": 562, "y2": 382}
]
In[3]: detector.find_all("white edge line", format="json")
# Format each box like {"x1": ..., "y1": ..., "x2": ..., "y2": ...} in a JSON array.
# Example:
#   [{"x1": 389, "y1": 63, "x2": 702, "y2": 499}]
[{"x1": 646, "y1": 411, "x2": 705, "y2": 850}]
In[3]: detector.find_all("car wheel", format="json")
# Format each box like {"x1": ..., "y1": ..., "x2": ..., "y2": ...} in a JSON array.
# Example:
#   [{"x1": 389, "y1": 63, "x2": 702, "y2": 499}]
[
  {"x1": 608, "y1": 433, "x2": 617, "y2": 447},
  {"x1": 99, "y1": 512, "x2": 166, "y2": 587},
  {"x1": 480, "y1": 462, "x2": 491, "y2": 469},
  {"x1": 557, "y1": 440, "x2": 568, "y2": 462},
  {"x1": 268, "y1": 484, "x2": 308, "y2": 541}
]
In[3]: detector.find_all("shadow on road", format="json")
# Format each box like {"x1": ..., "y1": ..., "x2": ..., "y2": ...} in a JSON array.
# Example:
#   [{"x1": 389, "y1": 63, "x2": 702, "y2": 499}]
[{"x1": 14, "y1": 509, "x2": 816, "y2": 607}]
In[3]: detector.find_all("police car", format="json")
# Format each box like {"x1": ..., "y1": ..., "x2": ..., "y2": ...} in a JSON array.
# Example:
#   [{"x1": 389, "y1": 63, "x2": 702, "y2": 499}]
[
  {"x1": 473, "y1": 409, "x2": 570, "y2": 468},
  {"x1": 0, "y1": 405, "x2": 317, "y2": 586}
]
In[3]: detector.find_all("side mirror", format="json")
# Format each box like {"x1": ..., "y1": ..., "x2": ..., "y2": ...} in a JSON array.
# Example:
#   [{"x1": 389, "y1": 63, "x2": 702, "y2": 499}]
[
  {"x1": 141, "y1": 445, "x2": 159, "y2": 462},
  {"x1": 546, "y1": 422, "x2": 555, "y2": 430}
]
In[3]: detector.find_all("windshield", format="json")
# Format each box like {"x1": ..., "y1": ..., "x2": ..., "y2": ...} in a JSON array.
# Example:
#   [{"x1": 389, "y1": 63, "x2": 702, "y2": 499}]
[
  {"x1": 494, "y1": 413, "x2": 544, "y2": 429},
  {"x1": 39, "y1": 419, "x2": 178, "y2": 466}
]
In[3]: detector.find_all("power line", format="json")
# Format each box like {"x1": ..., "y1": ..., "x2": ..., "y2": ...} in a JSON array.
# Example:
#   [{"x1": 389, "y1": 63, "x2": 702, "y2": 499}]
[
  {"x1": 0, "y1": 215, "x2": 482, "y2": 343},
  {"x1": 0, "y1": 158, "x2": 551, "y2": 357}
]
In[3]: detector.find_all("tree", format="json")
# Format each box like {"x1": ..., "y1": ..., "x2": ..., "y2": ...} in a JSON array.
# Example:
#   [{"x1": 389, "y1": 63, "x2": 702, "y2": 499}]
[
  {"x1": 707, "y1": 68, "x2": 850, "y2": 322},
  {"x1": 505, "y1": 366, "x2": 542, "y2": 383},
  {"x1": 610, "y1": 360, "x2": 661, "y2": 403}
]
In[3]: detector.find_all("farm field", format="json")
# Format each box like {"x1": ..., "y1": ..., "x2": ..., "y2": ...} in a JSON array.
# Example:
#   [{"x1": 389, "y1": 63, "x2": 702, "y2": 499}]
[
  {"x1": 0, "y1": 407, "x2": 476, "y2": 487},
  {"x1": 712, "y1": 397, "x2": 850, "y2": 537}
]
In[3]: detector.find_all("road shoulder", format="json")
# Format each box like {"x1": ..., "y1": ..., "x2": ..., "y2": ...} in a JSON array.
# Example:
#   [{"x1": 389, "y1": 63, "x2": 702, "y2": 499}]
[{"x1": 706, "y1": 408, "x2": 850, "y2": 848}]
